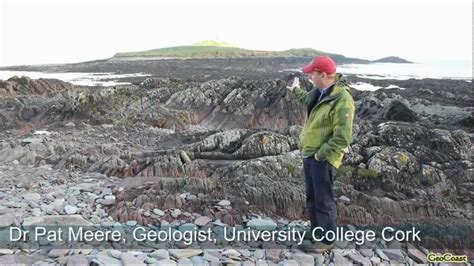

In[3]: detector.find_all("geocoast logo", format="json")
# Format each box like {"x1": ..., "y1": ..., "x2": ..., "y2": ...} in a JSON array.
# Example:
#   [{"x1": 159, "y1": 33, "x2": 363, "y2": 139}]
[{"x1": 426, "y1": 253, "x2": 468, "y2": 263}]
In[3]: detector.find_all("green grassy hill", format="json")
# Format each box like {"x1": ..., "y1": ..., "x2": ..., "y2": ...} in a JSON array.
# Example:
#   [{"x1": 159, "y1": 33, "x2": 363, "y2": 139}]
[{"x1": 113, "y1": 41, "x2": 342, "y2": 59}]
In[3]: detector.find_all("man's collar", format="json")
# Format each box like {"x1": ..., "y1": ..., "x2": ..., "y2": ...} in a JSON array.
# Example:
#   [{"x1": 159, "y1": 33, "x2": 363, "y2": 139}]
[{"x1": 320, "y1": 83, "x2": 335, "y2": 93}]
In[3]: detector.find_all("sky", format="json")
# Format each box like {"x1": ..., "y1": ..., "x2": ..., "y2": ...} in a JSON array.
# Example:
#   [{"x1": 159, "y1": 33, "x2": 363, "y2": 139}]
[{"x1": 0, "y1": 0, "x2": 472, "y2": 66}]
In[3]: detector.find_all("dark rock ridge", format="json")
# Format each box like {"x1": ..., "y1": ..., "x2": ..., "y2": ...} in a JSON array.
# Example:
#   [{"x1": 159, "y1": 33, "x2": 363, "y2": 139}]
[
  {"x1": 348, "y1": 77, "x2": 473, "y2": 128},
  {"x1": 0, "y1": 76, "x2": 82, "y2": 97},
  {"x1": 0, "y1": 55, "x2": 407, "y2": 83}
]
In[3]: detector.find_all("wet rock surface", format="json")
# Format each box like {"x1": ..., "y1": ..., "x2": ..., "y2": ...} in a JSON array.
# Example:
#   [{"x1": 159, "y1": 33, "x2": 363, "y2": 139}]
[{"x1": 0, "y1": 61, "x2": 472, "y2": 264}]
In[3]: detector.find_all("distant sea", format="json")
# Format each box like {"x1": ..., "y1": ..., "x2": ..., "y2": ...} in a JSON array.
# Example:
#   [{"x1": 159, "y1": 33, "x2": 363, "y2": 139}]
[
  {"x1": 295, "y1": 60, "x2": 472, "y2": 91},
  {"x1": 338, "y1": 60, "x2": 472, "y2": 80},
  {"x1": 0, "y1": 71, "x2": 150, "y2": 86},
  {"x1": 0, "y1": 60, "x2": 471, "y2": 90}
]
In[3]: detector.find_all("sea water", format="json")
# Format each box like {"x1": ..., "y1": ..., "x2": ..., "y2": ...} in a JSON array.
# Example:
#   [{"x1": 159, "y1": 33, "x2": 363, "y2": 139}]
[
  {"x1": 338, "y1": 60, "x2": 472, "y2": 81},
  {"x1": 0, "y1": 60, "x2": 471, "y2": 90},
  {"x1": 0, "y1": 71, "x2": 150, "y2": 86}
]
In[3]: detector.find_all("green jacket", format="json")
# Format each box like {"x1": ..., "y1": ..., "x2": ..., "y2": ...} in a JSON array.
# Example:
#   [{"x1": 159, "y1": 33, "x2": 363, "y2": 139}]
[{"x1": 292, "y1": 74, "x2": 355, "y2": 169}]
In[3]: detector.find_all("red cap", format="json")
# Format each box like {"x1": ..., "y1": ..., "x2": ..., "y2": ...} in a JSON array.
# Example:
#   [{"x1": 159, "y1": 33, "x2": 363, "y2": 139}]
[{"x1": 302, "y1": 55, "x2": 336, "y2": 74}]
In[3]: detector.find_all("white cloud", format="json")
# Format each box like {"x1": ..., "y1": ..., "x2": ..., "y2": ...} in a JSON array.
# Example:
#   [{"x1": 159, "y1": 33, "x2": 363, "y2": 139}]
[{"x1": 1, "y1": 0, "x2": 472, "y2": 66}]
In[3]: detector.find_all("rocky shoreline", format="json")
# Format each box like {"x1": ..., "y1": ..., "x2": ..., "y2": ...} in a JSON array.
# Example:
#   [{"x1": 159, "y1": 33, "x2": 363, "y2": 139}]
[{"x1": 0, "y1": 60, "x2": 472, "y2": 265}]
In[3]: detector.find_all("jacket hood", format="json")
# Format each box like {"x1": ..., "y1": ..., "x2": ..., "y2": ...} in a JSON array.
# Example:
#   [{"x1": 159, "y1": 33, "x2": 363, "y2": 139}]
[{"x1": 329, "y1": 73, "x2": 351, "y2": 97}]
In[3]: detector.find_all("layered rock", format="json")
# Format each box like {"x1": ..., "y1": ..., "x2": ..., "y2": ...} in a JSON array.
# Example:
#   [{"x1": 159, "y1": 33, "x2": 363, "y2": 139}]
[
  {"x1": 0, "y1": 74, "x2": 472, "y2": 252},
  {"x1": 0, "y1": 76, "x2": 79, "y2": 97}
]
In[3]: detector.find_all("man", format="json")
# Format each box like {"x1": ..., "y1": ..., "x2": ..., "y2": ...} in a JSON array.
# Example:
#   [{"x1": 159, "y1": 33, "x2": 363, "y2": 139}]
[{"x1": 287, "y1": 55, "x2": 355, "y2": 253}]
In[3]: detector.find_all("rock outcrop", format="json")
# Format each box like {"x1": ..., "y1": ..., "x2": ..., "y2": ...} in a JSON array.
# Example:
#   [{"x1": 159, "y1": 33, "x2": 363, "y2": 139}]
[
  {"x1": 0, "y1": 76, "x2": 80, "y2": 97},
  {"x1": 0, "y1": 73, "x2": 472, "y2": 254}
]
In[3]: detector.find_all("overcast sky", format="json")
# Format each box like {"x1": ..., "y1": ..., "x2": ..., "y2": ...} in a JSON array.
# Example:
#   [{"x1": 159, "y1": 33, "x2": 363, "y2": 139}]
[{"x1": 0, "y1": 0, "x2": 472, "y2": 66}]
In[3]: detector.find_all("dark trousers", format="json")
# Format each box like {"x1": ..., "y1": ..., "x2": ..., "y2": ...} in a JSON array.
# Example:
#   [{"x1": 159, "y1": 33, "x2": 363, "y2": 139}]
[{"x1": 303, "y1": 156, "x2": 336, "y2": 244}]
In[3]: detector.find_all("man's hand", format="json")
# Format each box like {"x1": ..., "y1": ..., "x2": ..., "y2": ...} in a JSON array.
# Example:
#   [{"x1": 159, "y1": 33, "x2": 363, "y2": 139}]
[
  {"x1": 314, "y1": 153, "x2": 321, "y2": 161},
  {"x1": 286, "y1": 77, "x2": 300, "y2": 92}
]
